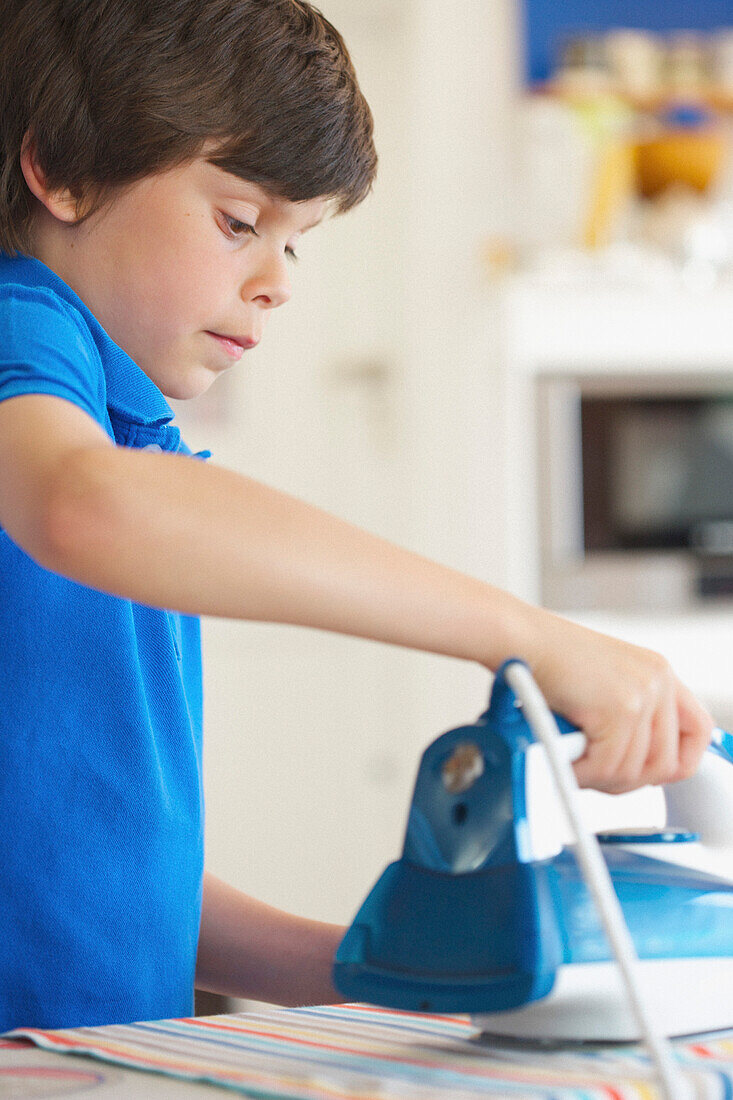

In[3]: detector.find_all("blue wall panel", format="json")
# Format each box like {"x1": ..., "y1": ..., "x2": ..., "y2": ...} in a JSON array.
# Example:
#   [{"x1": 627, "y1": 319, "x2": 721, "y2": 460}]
[{"x1": 524, "y1": 0, "x2": 733, "y2": 84}]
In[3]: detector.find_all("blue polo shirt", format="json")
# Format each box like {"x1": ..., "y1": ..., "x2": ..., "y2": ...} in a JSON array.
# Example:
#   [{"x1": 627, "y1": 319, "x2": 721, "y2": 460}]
[{"x1": 0, "y1": 253, "x2": 207, "y2": 1030}]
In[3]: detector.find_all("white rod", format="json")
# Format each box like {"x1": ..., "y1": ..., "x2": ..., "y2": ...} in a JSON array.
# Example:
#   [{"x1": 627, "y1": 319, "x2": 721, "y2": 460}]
[{"x1": 504, "y1": 662, "x2": 689, "y2": 1100}]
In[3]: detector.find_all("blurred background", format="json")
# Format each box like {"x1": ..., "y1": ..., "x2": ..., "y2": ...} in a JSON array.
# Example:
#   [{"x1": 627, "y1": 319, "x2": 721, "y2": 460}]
[{"x1": 177, "y1": 0, "x2": 733, "y2": 1009}]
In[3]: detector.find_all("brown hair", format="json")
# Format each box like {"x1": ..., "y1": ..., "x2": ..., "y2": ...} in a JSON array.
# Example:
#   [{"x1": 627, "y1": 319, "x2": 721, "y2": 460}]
[{"x1": 0, "y1": 0, "x2": 377, "y2": 255}]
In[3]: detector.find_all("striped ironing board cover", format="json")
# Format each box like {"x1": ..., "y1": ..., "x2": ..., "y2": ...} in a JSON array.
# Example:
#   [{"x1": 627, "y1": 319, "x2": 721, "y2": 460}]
[{"x1": 7, "y1": 1004, "x2": 733, "y2": 1098}]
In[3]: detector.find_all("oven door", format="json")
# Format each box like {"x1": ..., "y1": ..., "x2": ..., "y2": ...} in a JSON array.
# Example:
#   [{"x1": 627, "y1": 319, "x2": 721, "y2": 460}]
[{"x1": 537, "y1": 372, "x2": 733, "y2": 611}]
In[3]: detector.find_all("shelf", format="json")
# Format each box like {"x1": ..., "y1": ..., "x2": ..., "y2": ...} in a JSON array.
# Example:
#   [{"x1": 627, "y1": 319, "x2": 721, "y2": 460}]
[{"x1": 529, "y1": 83, "x2": 733, "y2": 113}]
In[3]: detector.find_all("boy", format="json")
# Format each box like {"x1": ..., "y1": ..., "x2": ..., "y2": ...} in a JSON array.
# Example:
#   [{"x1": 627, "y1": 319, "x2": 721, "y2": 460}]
[{"x1": 0, "y1": 0, "x2": 713, "y2": 1032}]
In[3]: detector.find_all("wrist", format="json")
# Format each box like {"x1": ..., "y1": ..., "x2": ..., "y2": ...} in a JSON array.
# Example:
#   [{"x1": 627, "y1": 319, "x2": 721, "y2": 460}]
[{"x1": 473, "y1": 586, "x2": 552, "y2": 673}]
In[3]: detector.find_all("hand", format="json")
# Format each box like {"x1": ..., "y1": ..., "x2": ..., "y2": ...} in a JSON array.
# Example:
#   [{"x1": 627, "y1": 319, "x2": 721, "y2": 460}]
[{"x1": 526, "y1": 614, "x2": 714, "y2": 794}]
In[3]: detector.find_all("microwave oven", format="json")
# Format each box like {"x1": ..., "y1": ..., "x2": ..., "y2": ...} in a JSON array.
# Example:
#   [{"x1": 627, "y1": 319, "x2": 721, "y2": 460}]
[{"x1": 536, "y1": 371, "x2": 733, "y2": 611}]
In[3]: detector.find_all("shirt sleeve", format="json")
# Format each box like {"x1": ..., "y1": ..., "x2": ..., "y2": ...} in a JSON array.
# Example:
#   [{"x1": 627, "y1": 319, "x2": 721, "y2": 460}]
[{"x1": 0, "y1": 285, "x2": 107, "y2": 427}]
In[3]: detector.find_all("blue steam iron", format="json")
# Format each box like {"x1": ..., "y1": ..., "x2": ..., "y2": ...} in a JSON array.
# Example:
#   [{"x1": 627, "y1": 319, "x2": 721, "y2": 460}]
[{"x1": 334, "y1": 660, "x2": 733, "y2": 1041}]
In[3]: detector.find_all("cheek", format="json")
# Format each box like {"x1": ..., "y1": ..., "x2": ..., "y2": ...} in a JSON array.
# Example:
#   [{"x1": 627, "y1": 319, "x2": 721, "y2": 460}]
[
  {"x1": 161, "y1": 224, "x2": 233, "y2": 322},
  {"x1": 124, "y1": 233, "x2": 217, "y2": 332},
  {"x1": 99, "y1": 190, "x2": 233, "y2": 346}
]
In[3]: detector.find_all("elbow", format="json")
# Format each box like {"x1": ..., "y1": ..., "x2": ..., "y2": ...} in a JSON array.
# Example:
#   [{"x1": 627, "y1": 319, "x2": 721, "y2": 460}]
[{"x1": 38, "y1": 447, "x2": 123, "y2": 578}]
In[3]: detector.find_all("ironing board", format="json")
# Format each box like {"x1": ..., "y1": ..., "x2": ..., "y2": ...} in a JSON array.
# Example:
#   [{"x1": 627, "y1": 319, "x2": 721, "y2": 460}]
[{"x1": 6, "y1": 1004, "x2": 733, "y2": 1098}]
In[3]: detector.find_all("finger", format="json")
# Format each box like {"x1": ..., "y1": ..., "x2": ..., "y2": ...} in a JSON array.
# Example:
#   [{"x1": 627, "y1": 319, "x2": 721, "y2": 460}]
[
  {"x1": 597, "y1": 655, "x2": 674, "y2": 792},
  {"x1": 573, "y1": 706, "x2": 652, "y2": 793},
  {"x1": 638, "y1": 686, "x2": 679, "y2": 789},
  {"x1": 572, "y1": 719, "x2": 623, "y2": 790},
  {"x1": 602, "y1": 694, "x2": 658, "y2": 793},
  {"x1": 670, "y1": 680, "x2": 714, "y2": 782}
]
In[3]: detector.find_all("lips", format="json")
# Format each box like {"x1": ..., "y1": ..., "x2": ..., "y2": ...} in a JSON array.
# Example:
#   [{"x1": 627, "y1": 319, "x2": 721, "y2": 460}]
[{"x1": 206, "y1": 331, "x2": 259, "y2": 359}]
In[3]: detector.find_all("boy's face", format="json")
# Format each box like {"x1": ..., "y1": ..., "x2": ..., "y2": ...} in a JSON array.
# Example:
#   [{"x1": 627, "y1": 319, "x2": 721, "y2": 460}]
[{"x1": 32, "y1": 149, "x2": 327, "y2": 399}]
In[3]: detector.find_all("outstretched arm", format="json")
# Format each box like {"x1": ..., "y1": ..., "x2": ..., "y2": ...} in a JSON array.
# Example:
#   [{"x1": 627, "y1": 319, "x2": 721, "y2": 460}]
[{"x1": 0, "y1": 393, "x2": 714, "y2": 793}]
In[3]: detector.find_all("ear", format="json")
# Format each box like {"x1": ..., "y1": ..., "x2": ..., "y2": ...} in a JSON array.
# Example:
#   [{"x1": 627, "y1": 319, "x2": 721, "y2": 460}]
[{"x1": 20, "y1": 132, "x2": 82, "y2": 224}]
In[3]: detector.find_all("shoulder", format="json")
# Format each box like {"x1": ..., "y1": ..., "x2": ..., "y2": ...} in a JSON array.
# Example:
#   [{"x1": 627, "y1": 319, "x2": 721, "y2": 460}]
[
  {"x1": 0, "y1": 282, "x2": 96, "y2": 352},
  {"x1": 0, "y1": 282, "x2": 107, "y2": 424}
]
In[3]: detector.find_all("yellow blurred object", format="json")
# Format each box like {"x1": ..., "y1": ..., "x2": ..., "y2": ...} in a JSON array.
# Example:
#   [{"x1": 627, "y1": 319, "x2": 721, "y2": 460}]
[
  {"x1": 582, "y1": 138, "x2": 636, "y2": 249},
  {"x1": 635, "y1": 131, "x2": 726, "y2": 198},
  {"x1": 480, "y1": 237, "x2": 517, "y2": 279}
]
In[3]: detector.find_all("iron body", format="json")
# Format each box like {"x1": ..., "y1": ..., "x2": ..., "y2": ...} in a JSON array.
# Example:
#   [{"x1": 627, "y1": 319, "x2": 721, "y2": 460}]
[{"x1": 333, "y1": 662, "x2": 733, "y2": 1040}]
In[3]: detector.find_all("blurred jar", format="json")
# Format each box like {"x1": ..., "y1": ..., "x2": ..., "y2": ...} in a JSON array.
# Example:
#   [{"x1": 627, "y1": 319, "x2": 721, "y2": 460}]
[
  {"x1": 712, "y1": 29, "x2": 733, "y2": 96},
  {"x1": 511, "y1": 96, "x2": 598, "y2": 252},
  {"x1": 638, "y1": 189, "x2": 733, "y2": 287},
  {"x1": 605, "y1": 30, "x2": 664, "y2": 100},
  {"x1": 664, "y1": 32, "x2": 710, "y2": 95},
  {"x1": 635, "y1": 104, "x2": 726, "y2": 199},
  {"x1": 554, "y1": 34, "x2": 610, "y2": 95},
  {"x1": 512, "y1": 94, "x2": 636, "y2": 254}
]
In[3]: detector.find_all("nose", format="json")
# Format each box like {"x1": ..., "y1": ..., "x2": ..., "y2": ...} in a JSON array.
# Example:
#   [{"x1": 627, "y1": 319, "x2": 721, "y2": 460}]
[{"x1": 242, "y1": 250, "x2": 291, "y2": 310}]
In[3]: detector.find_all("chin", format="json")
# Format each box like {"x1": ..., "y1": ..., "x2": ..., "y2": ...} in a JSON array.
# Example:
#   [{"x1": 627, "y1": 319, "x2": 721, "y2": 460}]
[{"x1": 162, "y1": 369, "x2": 219, "y2": 402}]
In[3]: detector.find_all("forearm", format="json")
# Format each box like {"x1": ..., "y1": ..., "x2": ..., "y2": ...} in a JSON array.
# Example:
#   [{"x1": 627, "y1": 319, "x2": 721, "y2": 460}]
[
  {"x1": 46, "y1": 444, "x2": 545, "y2": 669},
  {"x1": 195, "y1": 871, "x2": 345, "y2": 1005}
]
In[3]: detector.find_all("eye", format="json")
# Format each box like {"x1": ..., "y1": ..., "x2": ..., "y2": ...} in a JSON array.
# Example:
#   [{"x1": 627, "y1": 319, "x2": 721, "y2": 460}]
[
  {"x1": 221, "y1": 214, "x2": 257, "y2": 240},
  {"x1": 220, "y1": 212, "x2": 299, "y2": 261}
]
